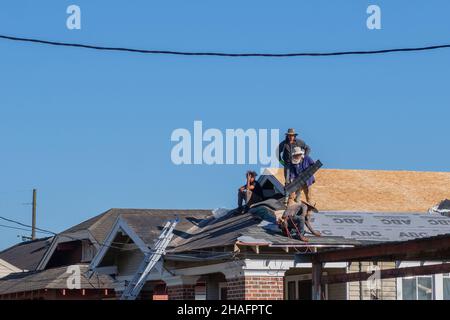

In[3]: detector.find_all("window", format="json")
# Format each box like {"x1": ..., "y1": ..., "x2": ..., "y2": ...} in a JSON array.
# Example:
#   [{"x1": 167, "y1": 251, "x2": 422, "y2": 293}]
[
  {"x1": 401, "y1": 276, "x2": 433, "y2": 300},
  {"x1": 443, "y1": 274, "x2": 450, "y2": 300},
  {"x1": 195, "y1": 283, "x2": 207, "y2": 300}
]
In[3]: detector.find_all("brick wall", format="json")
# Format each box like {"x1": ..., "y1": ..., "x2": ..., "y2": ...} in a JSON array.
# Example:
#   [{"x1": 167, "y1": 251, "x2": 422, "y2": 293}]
[
  {"x1": 227, "y1": 276, "x2": 284, "y2": 300},
  {"x1": 167, "y1": 285, "x2": 195, "y2": 300}
]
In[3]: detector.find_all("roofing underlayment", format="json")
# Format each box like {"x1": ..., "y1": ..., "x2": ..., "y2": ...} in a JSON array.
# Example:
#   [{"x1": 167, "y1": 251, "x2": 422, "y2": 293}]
[{"x1": 168, "y1": 197, "x2": 450, "y2": 253}]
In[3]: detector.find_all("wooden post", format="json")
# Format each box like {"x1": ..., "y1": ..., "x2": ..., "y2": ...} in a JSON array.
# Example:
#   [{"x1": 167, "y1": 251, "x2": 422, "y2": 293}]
[
  {"x1": 31, "y1": 189, "x2": 37, "y2": 240},
  {"x1": 312, "y1": 260, "x2": 323, "y2": 300}
]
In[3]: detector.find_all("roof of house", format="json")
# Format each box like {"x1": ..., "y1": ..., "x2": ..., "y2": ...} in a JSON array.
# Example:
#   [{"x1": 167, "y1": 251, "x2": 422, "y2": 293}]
[
  {"x1": 0, "y1": 264, "x2": 114, "y2": 295},
  {"x1": 0, "y1": 237, "x2": 53, "y2": 271},
  {"x1": 61, "y1": 208, "x2": 212, "y2": 246},
  {"x1": 168, "y1": 196, "x2": 450, "y2": 253},
  {"x1": 168, "y1": 206, "x2": 367, "y2": 254},
  {"x1": 263, "y1": 168, "x2": 450, "y2": 212}
]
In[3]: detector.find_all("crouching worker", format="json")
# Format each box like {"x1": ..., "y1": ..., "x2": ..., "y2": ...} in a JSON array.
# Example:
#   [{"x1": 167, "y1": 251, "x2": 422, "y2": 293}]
[
  {"x1": 288, "y1": 146, "x2": 316, "y2": 204},
  {"x1": 279, "y1": 201, "x2": 321, "y2": 242},
  {"x1": 238, "y1": 171, "x2": 264, "y2": 213}
]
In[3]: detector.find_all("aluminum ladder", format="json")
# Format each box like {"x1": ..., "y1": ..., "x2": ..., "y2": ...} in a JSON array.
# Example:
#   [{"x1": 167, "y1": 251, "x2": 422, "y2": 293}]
[{"x1": 120, "y1": 218, "x2": 178, "y2": 300}]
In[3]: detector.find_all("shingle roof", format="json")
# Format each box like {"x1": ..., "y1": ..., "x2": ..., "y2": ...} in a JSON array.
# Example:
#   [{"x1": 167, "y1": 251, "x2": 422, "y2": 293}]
[
  {"x1": 0, "y1": 264, "x2": 114, "y2": 295},
  {"x1": 168, "y1": 196, "x2": 450, "y2": 253},
  {"x1": 168, "y1": 206, "x2": 365, "y2": 254},
  {"x1": 61, "y1": 209, "x2": 212, "y2": 246},
  {"x1": 0, "y1": 237, "x2": 53, "y2": 271},
  {"x1": 264, "y1": 168, "x2": 450, "y2": 212},
  {"x1": 119, "y1": 210, "x2": 212, "y2": 246}
]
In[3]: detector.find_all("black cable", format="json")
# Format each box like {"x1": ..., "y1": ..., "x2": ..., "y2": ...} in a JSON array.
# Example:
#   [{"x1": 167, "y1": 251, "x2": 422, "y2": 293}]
[
  {"x1": 0, "y1": 216, "x2": 56, "y2": 235},
  {"x1": 0, "y1": 224, "x2": 51, "y2": 234},
  {"x1": 1, "y1": 34, "x2": 450, "y2": 58}
]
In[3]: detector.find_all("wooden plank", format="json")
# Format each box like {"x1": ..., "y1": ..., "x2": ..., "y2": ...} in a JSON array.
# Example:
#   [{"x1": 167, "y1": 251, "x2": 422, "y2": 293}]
[
  {"x1": 285, "y1": 160, "x2": 323, "y2": 195},
  {"x1": 323, "y1": 263, "x2": 450, "y2": 285}
]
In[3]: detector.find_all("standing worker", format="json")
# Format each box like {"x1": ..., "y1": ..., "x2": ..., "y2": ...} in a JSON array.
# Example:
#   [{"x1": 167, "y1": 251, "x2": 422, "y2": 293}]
[
  {"x1": 278, "y1": 128, "x2": 311, "y2": 205},
  {"x1": 288, "y1": 147, "x2": 316, "y2": 205}
]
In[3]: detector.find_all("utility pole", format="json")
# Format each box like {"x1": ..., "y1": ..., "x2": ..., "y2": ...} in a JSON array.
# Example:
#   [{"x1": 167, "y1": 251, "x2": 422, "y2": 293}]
[{"x1": 31, "y1": 188, "x2": 37, "y2": 240}]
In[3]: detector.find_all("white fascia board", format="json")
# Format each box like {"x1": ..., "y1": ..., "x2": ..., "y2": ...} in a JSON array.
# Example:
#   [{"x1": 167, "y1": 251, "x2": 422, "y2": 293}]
[
  {"x1": 37, "y1": 230, "x2": 96, "y2": 271},
  {"x1": 258, "y1": 173, "x2": 285, "y2": 195},
  {"x1": 89, "y1": 217, "x2": 150, "y2": 272},
  {"x1": 88, "y1": 218, "x2": 123, "y2": 271},
  {"x1": 168, "y1": 258, "x2": 347, "y2": 280},
  {"x1": 171, "y1": 261, "x2": 246, "y2": 279},
  {"x1": 398, "y1": 261, "x2": 446, "y2": 268},
  {"x1": 0, "y1": 259, "x2": 21, "y2": 273},
  {"x1": 294, "y1": 262, "x2": 347, "y2": 269}
]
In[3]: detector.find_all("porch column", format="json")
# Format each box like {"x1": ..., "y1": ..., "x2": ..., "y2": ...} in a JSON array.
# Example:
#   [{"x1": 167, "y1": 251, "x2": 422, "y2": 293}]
[
  {"x1": 312, "y1": 260, "x2": 323, "y2": 300},
  {"x1": 223, "y1": 260, "x2": 289, "y2": 300},
  {"x1": 164, "y1": 276, "x2": 199, "y2": 300}
]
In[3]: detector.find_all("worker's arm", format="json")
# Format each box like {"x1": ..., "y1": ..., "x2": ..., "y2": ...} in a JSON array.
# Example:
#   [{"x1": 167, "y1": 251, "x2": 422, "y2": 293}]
[
  {"x1": 297, "y1": 139, "x2": 311, "y2": 156},
  {"x1": 304, "y1": 144, "x2": 311, "y2": 156},
  {"x1": 277, "y1": 141, "x2": 285, "y2": 166},
  {"x1": 246, "y1": 174, "x2": 255, "y2": 191}
]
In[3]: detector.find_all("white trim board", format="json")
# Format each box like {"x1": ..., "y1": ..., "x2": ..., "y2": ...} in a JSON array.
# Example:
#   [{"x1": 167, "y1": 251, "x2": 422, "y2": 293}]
[{"x1": 36, "y1": 230, "x2": 98, "y2": 271}]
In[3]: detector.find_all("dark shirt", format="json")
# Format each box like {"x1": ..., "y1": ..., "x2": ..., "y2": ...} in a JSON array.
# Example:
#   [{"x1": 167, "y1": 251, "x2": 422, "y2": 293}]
[
  {"x1": 278, "y1": 138, "x2": 311, "y2": 165},
  {"x1": 242, "y1": 181, "x2": 264, "y2": 200},
  {"x1": 289, "y1": 155, "x2": 316, "y2": 187}
]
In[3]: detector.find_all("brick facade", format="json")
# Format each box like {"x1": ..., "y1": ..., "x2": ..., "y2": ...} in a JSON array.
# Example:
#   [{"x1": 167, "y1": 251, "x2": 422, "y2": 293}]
[
  {"x1": 227, "y1": 276, "x2": 284, "y2": 300},
  {"x1": 167, "y1": 285, "x2": 195, "y2": 300}
]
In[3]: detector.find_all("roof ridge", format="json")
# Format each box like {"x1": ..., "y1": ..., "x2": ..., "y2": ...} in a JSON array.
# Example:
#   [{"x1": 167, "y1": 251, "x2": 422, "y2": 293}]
[{"x1": 266, "y1": 167, "x2": 450, "y2": 174}]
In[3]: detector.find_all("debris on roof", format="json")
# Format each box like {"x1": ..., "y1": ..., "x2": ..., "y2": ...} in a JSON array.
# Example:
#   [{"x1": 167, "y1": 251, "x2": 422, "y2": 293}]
[{"x1": 429, "y1": 199, "x2": 450, "y2": 216}]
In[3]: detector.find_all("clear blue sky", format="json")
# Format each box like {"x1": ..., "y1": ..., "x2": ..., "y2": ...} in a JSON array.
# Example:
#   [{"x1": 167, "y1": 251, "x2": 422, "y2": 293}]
[{"x1": 0, "y1": 1, "x2": 449, "y2": 250}]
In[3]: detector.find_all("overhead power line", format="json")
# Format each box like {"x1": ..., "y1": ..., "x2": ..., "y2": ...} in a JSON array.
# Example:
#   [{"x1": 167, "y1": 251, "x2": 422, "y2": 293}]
[
  {"x1": 0, "y1": 223, "x2": 50, "y2": 234},
  {"x1": 1, "y1": 34, "x2": 450, "y2": 58},
  {"x1": 0, "y1": 216, "x2": 55, "y2": 235}
]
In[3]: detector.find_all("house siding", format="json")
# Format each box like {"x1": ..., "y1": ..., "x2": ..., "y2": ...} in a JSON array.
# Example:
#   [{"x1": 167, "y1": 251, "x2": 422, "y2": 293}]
[
  {"x1": 348, "y1": 262, "x2": 397, "y2": 300},
  {"x1": 117, "y1": 250, "x2": 144, "y2": 277}
]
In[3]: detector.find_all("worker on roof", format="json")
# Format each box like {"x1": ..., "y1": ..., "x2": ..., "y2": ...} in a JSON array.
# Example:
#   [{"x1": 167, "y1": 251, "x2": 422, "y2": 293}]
[
  {"x1": 279, "y1": 201, "x2": 321, "y2": 242},
  {"x1": 237, "y1": 170, "x2": 264, "y2": 213},
  {"x1": 288, "y1": 146, "x2": 316, "y2": 204},
  {"x1": 278, "y1": 128, "x2": 311, "y2": 204}
]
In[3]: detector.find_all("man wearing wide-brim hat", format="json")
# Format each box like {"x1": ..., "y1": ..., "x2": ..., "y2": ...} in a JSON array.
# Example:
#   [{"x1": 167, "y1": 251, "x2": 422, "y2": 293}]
[{"x1": 277, "y1": 128, "x2": 311, "y2": 204}]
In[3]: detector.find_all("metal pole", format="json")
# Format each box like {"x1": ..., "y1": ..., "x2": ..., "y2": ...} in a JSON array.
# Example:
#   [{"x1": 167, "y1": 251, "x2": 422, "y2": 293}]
[
  {"x1": 31, "y1": 189, "x2": 37, "y2": 240},
  {"x1": 359, "y1": 262, "x2": 363, "y2": 300}
]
